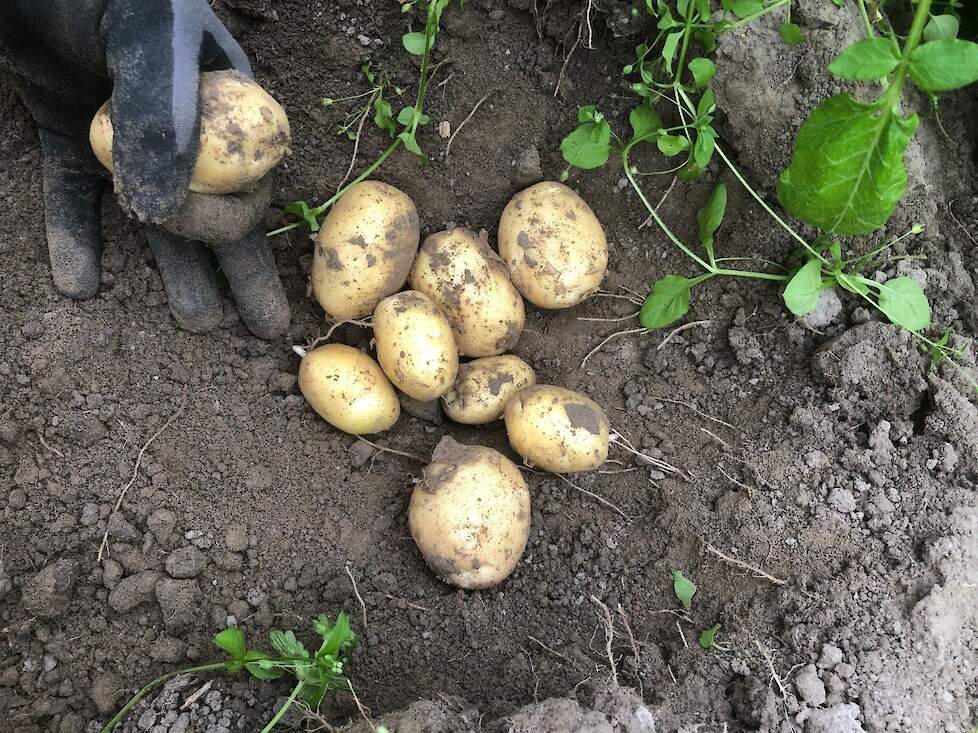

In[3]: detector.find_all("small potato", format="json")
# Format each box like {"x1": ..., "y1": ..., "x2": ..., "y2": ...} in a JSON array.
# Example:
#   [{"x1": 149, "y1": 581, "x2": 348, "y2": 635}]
[
  {"x1": 297, "y1": 344, "x2": 400, "y2": 435},
  {"x1": 504, "y1": 385, "x2": 609, "y2": 472},
  {"x1": 443, "y1": 355, "x2": 536, "y2": 425},
  {"x1": 498, "y1": 181, "x2": 608, "y2": 308},
  {"x1": 312, "y1": 181, "x2": 420, "y2": 320},
  {"x1": 374, "y1": 291, "x2": 459, "y2": 401},
  {"x1": 409, "y1": 437, "x2": 531, "y2": 589},
  {"x1": 409, "y1": 228, "x2": 525, "y2": 357},
  {"x1": 90, "y1": 70, "x2": 290, "y2": 195}
]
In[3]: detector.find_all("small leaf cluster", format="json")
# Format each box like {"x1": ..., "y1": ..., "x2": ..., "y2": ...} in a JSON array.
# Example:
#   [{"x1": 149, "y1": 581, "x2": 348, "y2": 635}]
[{"x1": 670, "y1": 570, "x2": 731, "y2": 652}]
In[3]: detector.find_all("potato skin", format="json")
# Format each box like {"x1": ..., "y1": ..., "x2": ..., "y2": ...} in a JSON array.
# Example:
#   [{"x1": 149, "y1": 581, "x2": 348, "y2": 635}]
[
  {"x1": 409, "y1": 228, "x2": 525, "y2": 357},
  {"x1": 498, "y1": 181, "x2": 608, "y2": 308},
  {"x1": 442, "y1": 355, "x2": 536, "y2": 425},
  {"x1": 504, "y1": 385, "x2": 609, "y2": 472},
  {"x1": 297, "y1": 344, "x2": 400, "y2": 435},
  {"x1": 409, "y1": 437, "x2": 531, "y2": 589},
  {"x1": 90, "y1": 70, "x2": 290, "y2": 195},
  {"x1": 374, "y1": 291, "x2": 459, "y2": 401},
  {"x1": 312, "y1": 181, "x2": 420, "y2": 320}
]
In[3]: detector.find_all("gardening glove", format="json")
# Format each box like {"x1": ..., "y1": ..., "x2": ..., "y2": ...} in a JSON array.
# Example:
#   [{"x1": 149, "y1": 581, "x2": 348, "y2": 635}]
[{"x1": 0, "y1": 1, "x2": 291, "y2": 339}]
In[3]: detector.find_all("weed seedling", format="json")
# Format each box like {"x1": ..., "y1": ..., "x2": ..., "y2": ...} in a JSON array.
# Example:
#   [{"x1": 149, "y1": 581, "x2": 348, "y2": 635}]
[
  {"x1": 100, "y1": 613, "x2": 355, "y2": 733},
  {"x1": 698, "y1": 623, "x2": 732, "y2": 652},
  {"x1": 672, "y1": 569, "x2": 697, "y2": 610}
]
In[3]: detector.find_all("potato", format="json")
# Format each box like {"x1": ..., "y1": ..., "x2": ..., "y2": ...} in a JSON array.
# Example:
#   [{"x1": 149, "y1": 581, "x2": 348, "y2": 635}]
[
  {"x1": 409, "y1": 437, "x2": 531, "y2": 589},
  {"x1": 498, "y1": 181, "x2": 608, "y2": 308},
  {"x1": 442, "y1": 355, "x2": 536, "y2": 425},
  {"x1": 312, "y1": 181, "x2": 420, "y2": 320},
  {"x1": 373, "y1": 291, "x2": 459, "y2": 401},
  {"x1": 297, "y1": 344, "x2": 400, "y2": 435},
  {"x1": 409, "y1": 228, "x2": 525, "y2": 357},
  {"x1": 504, "y1": 385, "x2": 609, "y2": 472},
  {"x1": 90, "y1": 70, "x2": 290, "y2": 195}
]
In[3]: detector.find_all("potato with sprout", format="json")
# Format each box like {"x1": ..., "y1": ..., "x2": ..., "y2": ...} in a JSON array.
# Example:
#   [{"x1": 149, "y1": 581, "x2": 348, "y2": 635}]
[
  {"x1": 409, "y1": 437, "x2": 531, "y2": 589},
  {"x1": 442, "y1": 355, "x2": 536, "y2": 425}
]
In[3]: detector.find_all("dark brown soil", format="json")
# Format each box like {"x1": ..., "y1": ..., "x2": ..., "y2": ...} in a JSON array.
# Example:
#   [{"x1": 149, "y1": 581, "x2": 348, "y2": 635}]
[{"x1": 1, "y1": 1, "x2": 977, "y2": 732}]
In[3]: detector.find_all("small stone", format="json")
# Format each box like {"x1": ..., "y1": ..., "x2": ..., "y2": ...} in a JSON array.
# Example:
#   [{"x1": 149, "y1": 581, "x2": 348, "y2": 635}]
[
  {"x1": 228, "y1": 599, "x2": 250, "y2": 619},
  {"x1": 155, "y1": 578, "x2": 202, "y2": 630},
  {"x1": 267, "y1": 371, "x2": 297, "y2": 394},
  {"x1": 147, "y1": 508, "x2": 177, "y2": 540},
  {"x1": 827, "y1": 488, "x2": 857, "y2": 513},
  {"x1": 818, "y1": 643, "x2": 844, "y2": 670},
  {"x1": 150, "y1": 636, "x2": 188, "y2": 663},
  {"x1": 511, "y1": 146, "x2": 544, "y2": 189},
  {"x1": 80, "y1": 503, "x2": 100, "y2": 526},
  {"x1": 165, "y1": 546, "x2": 208, "y2": 579},
  {"x1": 805, "y1": 703, "x2": 866, "y2": 733},
  {"x1": 21, "y1": 559, "x2": 78, "y2": 618},
  {"x1": 137, "y1": 708, "x2": 157, "y2": 731},
  {"x1": 90, "y1": 671, "x2": 124, "y2": 714},
  {"x1": 108, "y1": 570, "x2": 162, "y2": 613},
  {"x1": 795, "y1": 664, "x2": 826, "y2": 706},
  {"x1": 8, "y1": 488, "x2": 27, "y2": 509},
  {"x1": 224, "y1": 525, "x2": 249, "y2": 552}
]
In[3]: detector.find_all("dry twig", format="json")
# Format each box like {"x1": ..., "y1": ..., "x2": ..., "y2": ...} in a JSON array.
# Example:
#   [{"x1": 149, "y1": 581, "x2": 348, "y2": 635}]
[
  {"x1": 445, "y1": 90, "x2": 495, "y2": 157},
  {"x1": 706, "y1": 544, "x2": 787, "y2": 586},
  {"x1": 553, "y1": 473, "x2": 631, "y2": 521},
  {"x1": 345, "y1": 564, "x2": 370, "y2": 633},
  {"x1": 590, "y1": 596, "x2": 618, "y2": 685},
  {"x1": 355, "y1": 437, "x2": 426, "y2": 463},
  {"x1": 656, "y1": 319, "x2": 711, "y2": 350}
]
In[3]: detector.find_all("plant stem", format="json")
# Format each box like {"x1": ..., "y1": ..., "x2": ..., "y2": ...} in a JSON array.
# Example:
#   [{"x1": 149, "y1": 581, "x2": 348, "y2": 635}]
[
  {"x1": 885, "y1": 0, "x2": 933, "y2": 105},
  {"x1": 725, "y1": 0, "x2": 789, "y2": 29},
  {"x1": 99, "y1": 663, "x2": 228, "y2": 733},
  {"x1": 714, "y1": 267, "x2": 786, "y2": 282},
  {"x1": 261, "y1": 680, "x2": 304, "y2": 733}
]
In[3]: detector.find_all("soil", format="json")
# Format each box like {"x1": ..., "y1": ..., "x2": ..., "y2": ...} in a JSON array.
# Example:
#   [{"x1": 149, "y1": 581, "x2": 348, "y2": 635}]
[{"x1": 1, "y1": 1, "x2": 977, "y2": 732}]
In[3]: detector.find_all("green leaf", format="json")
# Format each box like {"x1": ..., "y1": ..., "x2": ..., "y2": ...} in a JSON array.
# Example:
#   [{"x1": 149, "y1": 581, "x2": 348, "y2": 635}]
[
  {"x1": 836, "y1": 272, "x2": 870, "y2": 296},
  {"x1": 694, "y1": 29, "x2": 717, "y2": 54},
  {"x1": 728, "y1": 0, "x2": 762, "y2": 19},
  {"x1": 783, "y1": 259, "x2": 825, "y2": 316},
  {"x1": 640, "y1": 275, "x2": 694, "y2": 329},
  {"x1": 698, "y1": 623, "x2": 722, "y2": 649},
  {"x1": 398, "y1": 131, "x2": 426, "y2": 160},
  {"x1": 360, "y1": 62, "x2": 376, "y2": 85},
  {"x1": 662, "y1": 31, "x2": 682, "y2": 73},
  {"x1": 697, "y1": 88, "x2": 716, "y2": 119},
  {"x1": 318, "y1": 612, "x2": 356, "y2": 657},
  {"x1": 923, "y1": 15, "x2": 960, "y2": 43},
  {"x1": 777, "y1": 93, "x2": 919, "y2": 235},
  {"x1": 693, "y1": 126, "x2": 717, "y2": 169},
  {"x1": 213, "y1": 628, "x2": 247, "y2": 660},
  {"x1": 397, "y1": 106, "x2": 431, "y2": 126},
  {"x1": 779, "y1": 21, "x2": 804, "y2": 45},
  {"x1": 697, "y1": 183, "x2": 726, "y2": 262},
  {"x1": 629, "y1": 105, "x2": 664, "y2": 142},
  {"x1": 909, "y1": 39, "x2": 978, "y2": 92},
  {"x1": 876, "y1": 276, "x2": 931, "y2": 331},
  {"x1": 694, "y1": 0, "x2": 711, "y2": 19},
  {"x1": 929, "y1": 327, "x2": 953, "y2": 370},
  {"x1": 243, "y1": 652, "x2": 285, "y2": 680},
  {"x1": 284, "y1": 200, "x2": 321, "y2": 232},
  {"x1": 828, "y1": 37, "x2": 900, "y2": 80},
  {"x1": 269, "y1": 630, "x2": 309, "y2": 659},
  {"x1": 402, "y1": 32, "x2": 427, "y2": 55},
  {"x1": 577, "y1": 105, "x2": 599, "y2": 123},
  {"x1": 373, "y1": 95, "x2": 397, "y2": 137},
  {"x1": 560, "y1": 120, "x2": 612, "y2": 169},
  {"x1": 672, "y1": 570, "x2": 697, "y2": 610},
  {"x1": 689, "y1": 58, "x2": 717, "y2": 88},
  {"x1": 657, "y1": 135, "x2": 690, "y2": 157}
]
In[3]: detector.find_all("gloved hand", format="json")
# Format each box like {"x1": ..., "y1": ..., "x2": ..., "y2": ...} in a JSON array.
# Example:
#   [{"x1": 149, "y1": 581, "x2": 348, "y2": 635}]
[{"x1": 0, "y1": 1, "x2": 291, "y2": 339}]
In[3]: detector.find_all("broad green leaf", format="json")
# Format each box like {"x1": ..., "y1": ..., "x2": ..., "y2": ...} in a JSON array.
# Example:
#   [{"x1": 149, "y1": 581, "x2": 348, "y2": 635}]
[
  {"x1": 728, "y1": 0, "x2": 762, "y2": 18},
  {"x1": 697, "y1": 183, "x2": 726, "y2": 262},
  {"x1": 693, "y1": 126, "x2": 717, "y2": 169},
  {"x1": 779, "y1": 22, "x2": 804, "y2": 45},
  {"x1": 213, "y1": 628, "x2": 247, "y2": 660},
  {"x1": 629, "y1": 105, "x2": 664, "y2": 142},
  {"x1": 836, "y1": 272, "x2": 870, "y2": 296},
  {"x1": 398, "y1": 130, "x2": 426, "y2": 159},
  {"x1": 828, "y1": 37, "x2": 900, "y2": 80},
  {"x1": 396, "y1": 106, "x2": 431, "y2": 126},
  {"x1": 697, "y1": 88, "x2": 716, "y2": 119},
  {"x1": 923, "y1": 15, "x2": 960, "y2": 43},
  {"x1": 876, "y1": 276, "x2": 931, "y2": 331},
  {"x1": 698, "y1": 623, "x2": 722, "y2": 649},
  {"x1": 663, "y1": 32, "x2": 682, "y2": 73},
  {"x1": 319, "y1": 612, "x2": 356, "y2": 657},
  {"x1": 672, "y1": 570, "x2": 697, "y2": 610},
  {"x1": 678, "y1": 0, "x2": 692, "y2": 19},
  {"x1": 694, "y1": 0, "x2": 711, "y2": 20},
  {"x1": 402, "y1": 32, "x2": 426, "y2": 55},
  {"x1": 689, "y1": 58, "x2": 716, "y2": 88},
  {"x1": 577, "y1": 105, "x2": 599, "y2": 123},
  {"x1": 783, "y1": 259, "x2": 825, "y2": 316},
  {"x1": 560, "y1": 121, "x2": 612, "y2": 169},
  {"x1": 657, "y1": 135, "x2": 690, "y2": 157},
  {"x1": 909, "y1": 39, "x2": 978, "y2": 92},
  {"x1": 777, "y1": 93, "x2": 919, "y2": 235},
  {"x1": 640, "y1": 275, "x2": 694, "y2": 329}
]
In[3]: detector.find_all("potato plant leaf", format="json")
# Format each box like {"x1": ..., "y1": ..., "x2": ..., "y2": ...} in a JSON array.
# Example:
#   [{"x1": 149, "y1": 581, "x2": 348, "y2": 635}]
[
  {"x1": 561, "y1": 118, "x2": 612, "y2": 169},
  {"x1": 402, "y1": 31, "x2": 427, "y2": 55},
  {"x1": 828, "y1": 37, "x2": 900, "y2": 80},
  {"x1": 876, "y1": 276, "x2": 931, "y2": 331},
  {"x1": 908, "y1": 39, "x2": 978, "y2": 92},
  {"x1": 657, "y1": 135, "x2": 690, "y2": 156},
  {"x1": 783, "y1": 258, "x2": 825, "y2": 316},
  {"x1": 696, "y1": 183, "x2": 726, "y2": 262},
  {"x1": 689, "y1": 57, "x2": 716, "y2": 88},
  {"x1": 923, "y1": 15, "x2": 960, "y2": 42},
  {"x1": 640, "y1": 275, "x2": 694, "y2": 329},
  {"x1": 672, "y1": 570, "x2": 697, "y2": 610},
  {"x1": 777, "y1": 93, "x2": 918, "y2": 234},
  {"x1": 629, "y1": 104, "x2": 664, "y2": 143},
  {"x1": 779, "y1": 21, "x2": 804, "y2": 45}
]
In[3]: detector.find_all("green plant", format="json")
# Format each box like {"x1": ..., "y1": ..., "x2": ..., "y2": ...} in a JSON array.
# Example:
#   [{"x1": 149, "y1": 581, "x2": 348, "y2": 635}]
[
  {"x1": 100, "y1": 613, "x2": 355, "y2": 733},
  {"x1": 672, "y1": 569, "x2": 697, "y2": 609},
  {"x1": 698, "y1": 622, "x2": 732, "y2": 651},
  {"x1": 268, "y1": 0, "x2": 452, "y2": 236},
  {"x1": 560, "y1": 0, "x2": 976, "y2": 385}
]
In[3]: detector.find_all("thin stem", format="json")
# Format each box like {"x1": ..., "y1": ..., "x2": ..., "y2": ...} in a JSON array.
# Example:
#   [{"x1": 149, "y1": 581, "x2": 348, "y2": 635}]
[
  {"x1": 99, "y1": 663, "x2": 228, "y2": 732},
  {"x1": 260, "y1": 680, "x2": 304, "y2": 733},
  {"x1": 856, "y1": 0, "x2": 874, "y2": 38},
  {"x1": 885, "y1": 0, "x2": 933, "y2": 103},
  {"x1": 713, "y1": 267, "x2": 787, "y2": 282}
]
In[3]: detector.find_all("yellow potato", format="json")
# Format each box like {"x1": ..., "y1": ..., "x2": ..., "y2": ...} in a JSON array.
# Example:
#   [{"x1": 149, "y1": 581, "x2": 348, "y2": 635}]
[
  {"x1": 409, "y1": 228, "x2": 525, "y2": 357},
  {"x1": 409, "y1": 437, "x2": 531, "y2": 589},
  {"x1": 504, "y1": 385, "x2": 609, "y2": 472},
  {"x1": 498, "y1": 181, "x2": 608, "y2": 308},
  {"x1": 297, "y1": 344, "x2": 399, "y2": 435},
  {"x1": 442, "y1": 355, "x2": 536, "y2": 425},
  {"x1": 373, "y1": 291, "x2": 459, "y2": 401},
  {"x1": 90, "y1": 70, "x2": 290, "y2": 195},
  {"x1": 312, "y1": 181, "x2": 420, "y2": 320}
]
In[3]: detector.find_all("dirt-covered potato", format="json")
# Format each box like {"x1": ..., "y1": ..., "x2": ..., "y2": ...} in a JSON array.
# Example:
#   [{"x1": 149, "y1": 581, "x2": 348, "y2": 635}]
[
  {"x1": 374, "y1": 291, "x2": 459, "y2": 401},
  {"x1": 504, "y1": 385, "x2": 609, "y2": 472},
  {"x1": 90, "y1": 70, "x2": 290, "y2": 195},
  {"x1": 409, "y1": 228, "x2": 525, "y2": 357},
  {"x1": 311, "y1": 181, "x2": 420, "y2": 320},
  {"x1": 297, "y1": 344, "x2": 400, "y2": 435},
  {"x1": 498, "y1": 181, "x2": 608, "y2": 308},
  {"x1": 442, "y1": 355, "x2": 536, "y2": 425},
  {"x1": 409, "y1": 436, "x2": 531, "y2": 589}
]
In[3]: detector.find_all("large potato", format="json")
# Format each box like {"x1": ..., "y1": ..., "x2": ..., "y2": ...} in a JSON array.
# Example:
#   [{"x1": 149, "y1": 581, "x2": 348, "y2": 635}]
[
  {"x1": 409, "y1": 437, "x2": 531, "y2": 589},
  {"x1": 442, "y1": 355, "x2": 536, "y2": 425},
  {"x1": 297, "y1": 344, "x2": 400, "y2": 435},
  {"x1": 90, "y1": 70, "x2": 290, "y2": 195},
  {"x1": 374, "y1": 291, "x2": 459, "y2": 401},
  {"x1": 409, "y1": 228, "x2": 525, "y2": 357},
  {"x1": 504, "y1": 385, "x2": 609, "y2": 472},
  {"x1": 312, "y1": 181, "x2": 420, "y2": 320},
  {"x1": 498, "y1": 181, "x2": 608, "y2": 308}
]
